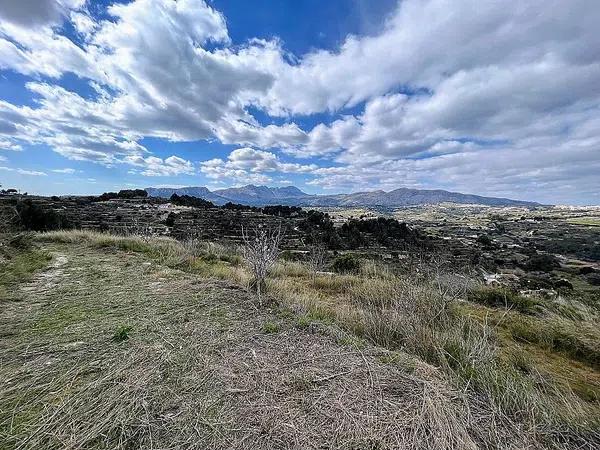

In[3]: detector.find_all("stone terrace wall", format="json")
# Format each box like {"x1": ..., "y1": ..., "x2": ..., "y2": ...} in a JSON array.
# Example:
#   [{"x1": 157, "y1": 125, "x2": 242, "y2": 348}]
[{"x1": 0, "y1": 196, "x2": 305, "y2": 249}]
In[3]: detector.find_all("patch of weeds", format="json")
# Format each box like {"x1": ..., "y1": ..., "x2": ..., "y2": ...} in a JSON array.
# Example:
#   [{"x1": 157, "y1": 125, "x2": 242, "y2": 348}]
[
  {"x1": 337, "y1": 335, "x2": 366, "y2": 349},
  {"x1": 275, "y1": 306, "x2": 296, "y2": 321},
  {"x1": 0, "y1": 243, "x2": 52, "y2": 301},
  {"x1": 312, "y1": 275, "x2": 355, "y2": 294},
  {"x1": 306, "y1": 307, "x2": 335, "y2": 324},
  {"x1": 550, "y1": 302, "x2": 583, "y2": 321},
  {"x1": 508, "y1": 317, "x2": 600, "y2": 367},
  {"x1": 112, "y1": 325, "x2": 133, "y2": 342},
  {"x1": 468, "y1": 286, "x2": 538, "y2": 313},
  {"x1": 442, "y1": 339, "x2": 479, "y2": 380},
  {"x1": 296, "y1": 315, "x2": 311, "y2": 329},
  {"x1": 219, "y1": 254, "x2": 242, "y2": 266},
  {"x1": 262, "y1": 321, "x2": 280, "y2": 333},
  {"x1": 506, "y1": 348, "x2": 534, "y2": 374},
  {"x1": 331, "y1": 254, "x2": 361, "y2": 274},
  {"x1": 200, "y1": 252, "x2": 219, "y2": 263}
]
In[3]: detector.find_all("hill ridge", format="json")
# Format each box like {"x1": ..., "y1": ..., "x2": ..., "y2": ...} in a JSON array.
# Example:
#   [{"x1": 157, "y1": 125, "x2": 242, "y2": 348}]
[{"x1": 145, "y1": 184, "x2": 541, "y2": 207}]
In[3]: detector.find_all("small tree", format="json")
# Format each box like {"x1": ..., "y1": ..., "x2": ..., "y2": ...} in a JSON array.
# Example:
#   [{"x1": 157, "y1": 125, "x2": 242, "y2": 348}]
[
  {"x1": 307, "y1": 243, "x2": 327, "y2": 281},
  {"x1": 241, "y1": 224, "x2": 282, "y2": 303}
]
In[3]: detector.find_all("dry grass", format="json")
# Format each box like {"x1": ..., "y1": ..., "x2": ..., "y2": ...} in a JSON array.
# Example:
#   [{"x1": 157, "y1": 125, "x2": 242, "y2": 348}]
[
  {"x1": 27, "y1": 229, "x2": 600, "y2": 448},
  {"x1": 0, "y1": 234, "x2": 529, "y2": 450}
]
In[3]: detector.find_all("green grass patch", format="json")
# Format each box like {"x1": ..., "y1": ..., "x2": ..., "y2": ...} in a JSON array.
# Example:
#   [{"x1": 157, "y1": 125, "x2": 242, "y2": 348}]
[
  {"x1": 262, "y1": 321, "x2": 280, "y2": 333},
  {"x1": 507, "y1": 317, "x2": 600, "y2": 368},
  {"x1": 0, "y1": 237, "x2": 52, "y2": 301},
  {"x1": 567, "y1": 217, "x2": 600, "y2": 227},
  {"x1": 112, "y1": 325, "x2": 133, "y2": 342},
  {"x1": 468, "y1": 286, "x2": 539, "y2": 313}
]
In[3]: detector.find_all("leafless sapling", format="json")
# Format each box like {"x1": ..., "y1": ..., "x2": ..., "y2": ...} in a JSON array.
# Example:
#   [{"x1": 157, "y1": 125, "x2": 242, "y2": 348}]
[{"x1": 241, "y1": 223, "x2": 283, "y2": 303}]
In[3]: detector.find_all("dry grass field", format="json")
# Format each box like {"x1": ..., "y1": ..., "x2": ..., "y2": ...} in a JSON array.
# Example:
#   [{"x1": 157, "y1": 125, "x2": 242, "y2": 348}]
[{"x1": 1, "y1": 230, "x2": 599, "y2": 449}]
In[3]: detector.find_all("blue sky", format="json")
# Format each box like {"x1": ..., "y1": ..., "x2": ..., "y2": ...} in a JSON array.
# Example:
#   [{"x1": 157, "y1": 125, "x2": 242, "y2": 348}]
[{"x1": 1, "y1": 0, "x2": 599, "y2": 204}]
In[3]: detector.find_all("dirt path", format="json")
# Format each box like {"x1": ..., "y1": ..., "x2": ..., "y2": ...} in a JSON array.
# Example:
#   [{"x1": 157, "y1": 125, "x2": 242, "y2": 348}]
[{"x1": 0, "y1": 243, "x2": 482, "y2": 450}]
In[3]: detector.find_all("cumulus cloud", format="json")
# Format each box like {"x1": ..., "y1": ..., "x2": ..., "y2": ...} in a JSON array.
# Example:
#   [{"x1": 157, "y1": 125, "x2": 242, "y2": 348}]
[
  {"x1": 200, "y1": 147, "x2": 316, "y2": 183},
  {"x1": 124, "y1": 155, "x2": 195, "y2": 177},
  {"x1": 0, "y1": 0, "x2": 84, "y2": 28}
]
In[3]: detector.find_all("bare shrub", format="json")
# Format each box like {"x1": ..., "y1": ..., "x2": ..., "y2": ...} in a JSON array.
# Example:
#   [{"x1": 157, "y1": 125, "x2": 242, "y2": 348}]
[
  {"x1": 126, "y1": 215, "x2": 154, "y2": 242},
  {"x1": 307, "y1": 243, "x2": 327, "y2": 276},
  {"x1": 181, "y1": 229, "x2": 203, "y2": 258},
  {"x1": 0, "y1": 203, "x2": 19, "y2": 233},
  {"x1": 241, "y1": 224, "x2": 282, "y2": 302}
]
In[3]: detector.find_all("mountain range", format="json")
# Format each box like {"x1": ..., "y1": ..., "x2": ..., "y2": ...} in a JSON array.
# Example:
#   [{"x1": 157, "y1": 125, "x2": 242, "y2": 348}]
[{"x1": 145, "y1": 185, "x2": 540, "y2": 208}]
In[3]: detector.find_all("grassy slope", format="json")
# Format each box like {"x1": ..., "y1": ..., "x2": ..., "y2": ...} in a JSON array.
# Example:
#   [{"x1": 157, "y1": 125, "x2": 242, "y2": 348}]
[
  {"x1": 1, "y1": 230, "x2": 599, "y2": 449},
  {"x1": 0, "y1": 237, "x2": 485, "y2": 450}
]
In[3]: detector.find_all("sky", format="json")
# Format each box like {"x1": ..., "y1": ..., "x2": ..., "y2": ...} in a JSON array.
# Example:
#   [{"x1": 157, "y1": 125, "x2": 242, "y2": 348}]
[{"x1": 0, "y1": 0, "x2": 599, "y2": 205}]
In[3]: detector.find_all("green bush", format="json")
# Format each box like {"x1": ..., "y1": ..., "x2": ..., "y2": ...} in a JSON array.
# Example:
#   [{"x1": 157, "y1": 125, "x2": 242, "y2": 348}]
[
  {"x1": 468, "y1": 286, "x2": 538, "y2": 313},
  {"x1": 15, "y1": 199, "x2": 70, "y2": 231},
  {"x1": 331, "y1": 254, "x2": 361, "y2": 274},
  {"x1": 524, "y1": 253, "x2": 559, "y2": 272}
]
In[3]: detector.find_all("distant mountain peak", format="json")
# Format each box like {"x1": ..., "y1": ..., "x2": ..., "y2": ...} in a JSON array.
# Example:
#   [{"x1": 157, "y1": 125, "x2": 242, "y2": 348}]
[
  {"x1": 146, "y1": 184, "x2": 540, "y2": 207},
  {"x1": 214, "y1": 185, "x2": 309, "y2": 200}
]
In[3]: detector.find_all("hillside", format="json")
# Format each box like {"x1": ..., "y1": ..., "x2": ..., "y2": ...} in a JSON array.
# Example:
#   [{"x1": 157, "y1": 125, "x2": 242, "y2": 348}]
[
  {"x1": 146, "y1": 185, "x2": 540, "y2": 207},
  {"x1": 1, "y1": 230, "x2": 599, "y2": 449},
  {"x1": 0, "y1": 234, "x2": 498, "y2": 449}
]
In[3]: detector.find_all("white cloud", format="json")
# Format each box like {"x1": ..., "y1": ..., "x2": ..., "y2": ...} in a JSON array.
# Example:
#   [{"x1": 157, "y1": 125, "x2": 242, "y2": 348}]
[
  {"x1": 200, "y1": 147, "x2": 316, "y2": 183},
  {"x1": 51, "y1": 168, "x2": 76, "y2": 174},
  {"x1": 0, "y1": 0, "x2": 84, "y2": 28},
  {"x1": 70, "y1": 11, "x2": 97, "y2": 37},
  {"x1": 124, "y1": 155, "x2": 195, "y2": 177},
  {"x1": 0, "y1": 166, "x2": 47, "y2": 176},
  {"x1": 0, "y1": 139, "x2": 22, "y2": 151}
]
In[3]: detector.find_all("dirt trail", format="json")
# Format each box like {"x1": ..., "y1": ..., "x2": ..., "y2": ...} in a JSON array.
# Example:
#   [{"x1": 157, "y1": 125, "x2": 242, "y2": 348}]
[{"x1": 0, "y1": 243, "x2": 495, "y2": 449}]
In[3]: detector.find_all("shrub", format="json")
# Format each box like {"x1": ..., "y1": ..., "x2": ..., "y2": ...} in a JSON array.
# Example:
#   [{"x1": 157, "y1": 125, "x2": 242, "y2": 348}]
[
  {"x1": 170, "y1": 193, "x2": 214, "y2": 208},
  {"x1": 164, "y1": 212, "x2": 176, "y2": 227},
  {"x1": 242, "y1": 225, "x2": 282, "y2": 301},
  {"x1": 553, "y1": 278, "x2": 573, "y2": 290},
  {"x1": 476, "y1": 234, "x2": 493, "y2": 246},
  {"x1": 585, "y1": 273, "x2": 600, "y2": 286},
  {"x1": 579, "y1": 266, "x2": 596, "y2": 275},
  {"x1": 524, "y1": 253, "x2": 559, "y2": 272},
  {"x1": 96, "y1": 191, "x2": 119, "y2": 201},
  {"x1": 15, "y1": 199, "x2": 69, "y2": 231},
  {"x1": 468, "y1": 286, "x2": 538, "y2": 313},
  {"x1": 331, "y1": 254, "x2": 361, "y2": 274},
  {"x1": 118, "y1": 189, "x2": 147, "y2": 199}
]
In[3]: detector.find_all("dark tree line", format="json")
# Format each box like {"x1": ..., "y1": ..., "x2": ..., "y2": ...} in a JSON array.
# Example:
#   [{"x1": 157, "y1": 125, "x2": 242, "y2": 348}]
[
  {"x1": 94, "y1": 189, "x2": 148, "y2": 201},
  {"x1": 3, "y1": 198, "x2": 70, "y2": 231},
  {"x1": 169, "y1": 194, "x2": 214, "y2": 208}
]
